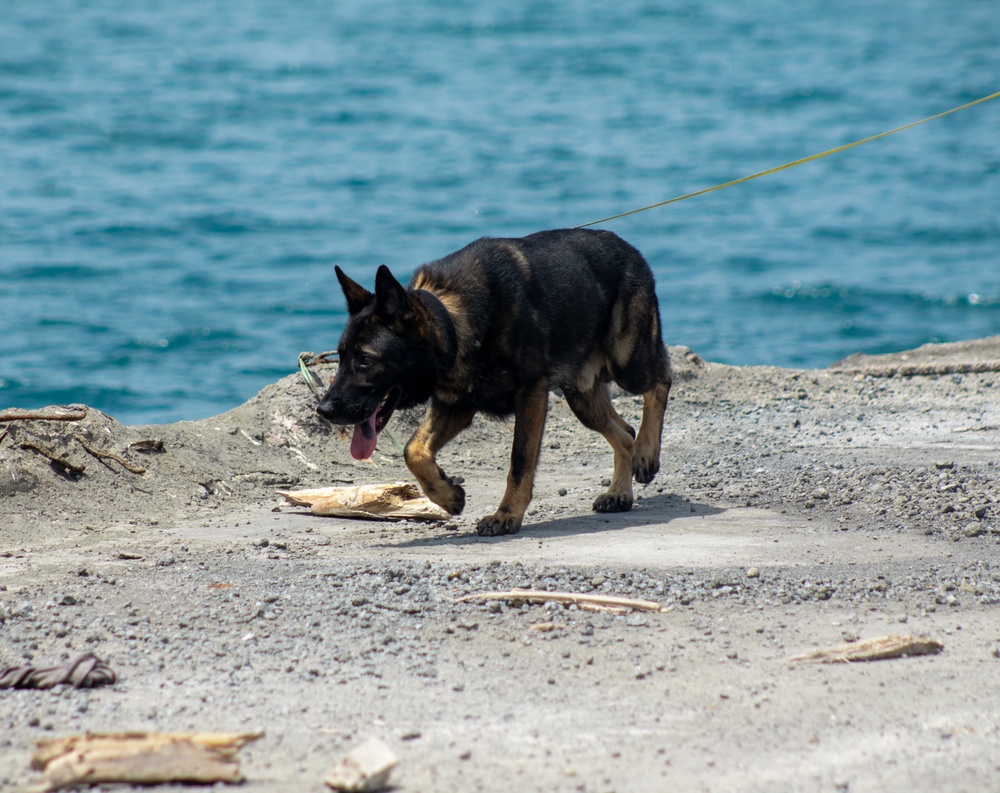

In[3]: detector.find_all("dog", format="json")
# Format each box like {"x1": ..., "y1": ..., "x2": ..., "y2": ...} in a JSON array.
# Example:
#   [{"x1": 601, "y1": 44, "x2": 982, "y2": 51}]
[{"x1": 316, "y1": 228, "x2": 672, "y2": 536}]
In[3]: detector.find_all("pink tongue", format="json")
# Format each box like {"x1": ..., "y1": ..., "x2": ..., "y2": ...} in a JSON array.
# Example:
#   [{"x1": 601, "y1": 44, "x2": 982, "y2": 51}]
[{"x1": 350, "y1": 410, "x2": 378, "y2": 460}]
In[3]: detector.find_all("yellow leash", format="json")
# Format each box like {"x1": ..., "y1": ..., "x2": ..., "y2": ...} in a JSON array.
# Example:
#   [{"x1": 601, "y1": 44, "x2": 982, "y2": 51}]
[{"x1": 575, "y1": 90, "x2": 1000, "y2": 229}]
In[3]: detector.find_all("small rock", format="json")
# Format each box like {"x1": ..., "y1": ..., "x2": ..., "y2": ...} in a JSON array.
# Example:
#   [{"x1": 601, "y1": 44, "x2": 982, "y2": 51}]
[
  {"x1": 746, "y1": 567, "x2": 760, "y2": 579},
  {"x1": 811, "y1": 487, "x2": 830, "y2": 501},
  {"x1": 325, "y1": 737, "x2": 398, "y2": 792},
  {"x1": 935, "y1": 460, "x2": 955, "y2": 470}
]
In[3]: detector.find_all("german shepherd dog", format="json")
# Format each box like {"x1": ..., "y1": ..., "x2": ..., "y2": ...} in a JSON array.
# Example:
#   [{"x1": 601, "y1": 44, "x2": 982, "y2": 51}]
[{"x1": 317, "y1": 228, "x2": 672, "y2": 536}]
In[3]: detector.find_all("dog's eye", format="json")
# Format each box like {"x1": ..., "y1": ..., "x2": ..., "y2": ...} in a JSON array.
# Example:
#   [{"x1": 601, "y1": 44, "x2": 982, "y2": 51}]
[{"x1": 355, "y1": 353, "x2": 375, "y2": 370}]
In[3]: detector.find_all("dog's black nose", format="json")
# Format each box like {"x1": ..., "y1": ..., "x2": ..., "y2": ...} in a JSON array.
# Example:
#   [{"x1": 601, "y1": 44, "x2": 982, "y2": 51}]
[{"x1": 316, "y1": 398, "x2": 342, "y2": 421}]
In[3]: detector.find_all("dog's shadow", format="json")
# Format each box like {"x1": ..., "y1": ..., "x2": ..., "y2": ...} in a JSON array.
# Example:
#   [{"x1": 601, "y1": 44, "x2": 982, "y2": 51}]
[{"x1": 383, "y1": 492, "x2": 726, "y2": 548}]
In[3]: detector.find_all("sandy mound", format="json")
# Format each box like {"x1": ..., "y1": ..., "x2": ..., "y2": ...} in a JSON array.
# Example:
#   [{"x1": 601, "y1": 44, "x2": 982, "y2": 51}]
[{"x1": 3, "y1": 339, "x2": 999, "y2": 543}]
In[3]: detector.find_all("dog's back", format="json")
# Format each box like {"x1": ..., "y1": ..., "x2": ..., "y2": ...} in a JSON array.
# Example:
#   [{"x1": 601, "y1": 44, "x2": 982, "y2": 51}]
[{"x1": 410, "y1": 228, "x2": 668, "y2": 415}]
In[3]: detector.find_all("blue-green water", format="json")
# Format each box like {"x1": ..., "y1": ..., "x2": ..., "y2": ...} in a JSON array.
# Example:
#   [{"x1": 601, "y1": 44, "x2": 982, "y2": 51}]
[{"x1": 2, "y1": 0, "x2": 998, "y2": 423}]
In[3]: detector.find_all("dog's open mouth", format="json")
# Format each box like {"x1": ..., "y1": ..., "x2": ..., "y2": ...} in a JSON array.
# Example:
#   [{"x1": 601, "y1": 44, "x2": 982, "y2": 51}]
[{"x1": 350, "y1": 387, "x2": 402, "y2": 461}]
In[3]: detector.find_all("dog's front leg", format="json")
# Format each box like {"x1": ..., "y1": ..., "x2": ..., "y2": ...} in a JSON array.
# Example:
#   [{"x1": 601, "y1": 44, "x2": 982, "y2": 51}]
[
  {"x1": 404, "y1": 402, "x2": 475, "y2": 516},
  {"x1": 477, "y1": 382, "x2": 548, "y2": 536}
]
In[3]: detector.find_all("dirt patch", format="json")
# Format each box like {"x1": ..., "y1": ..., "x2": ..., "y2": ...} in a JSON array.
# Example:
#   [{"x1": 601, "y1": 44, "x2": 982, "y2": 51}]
[{"x1": 2, "y1": 338, "x2": 999, "y2": 791}]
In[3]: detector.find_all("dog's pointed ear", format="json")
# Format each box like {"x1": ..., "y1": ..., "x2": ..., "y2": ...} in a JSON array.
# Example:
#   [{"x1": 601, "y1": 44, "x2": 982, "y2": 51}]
[
  {"x1": 374, "y1": 264, "x2": 412, "y2": 322},
  {"x1": 335, "y1": 266, "x2": 374, "y2": 315}
]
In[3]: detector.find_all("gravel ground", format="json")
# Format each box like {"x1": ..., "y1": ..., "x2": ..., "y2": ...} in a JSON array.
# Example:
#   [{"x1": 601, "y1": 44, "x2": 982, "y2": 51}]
[{"x1": 2, "y1": 336, "x2": 1000, "y2": 792}]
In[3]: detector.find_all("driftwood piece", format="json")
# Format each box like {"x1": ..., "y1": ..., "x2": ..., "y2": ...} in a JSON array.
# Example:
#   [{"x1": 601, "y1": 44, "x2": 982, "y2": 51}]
[
  {"x1": 530, "y1": 621, "x2": 564, "y2": 632},
  {"x1": 0, "y1": 653, "x2": 116, "y2": 690},
  {"x1": 31, "y1": 731, "x2": 263, "y2": 791},
  {"x1": 128, "y1": 438, "x2": 165, "y2": 453},
  {"x1": 74, "y1": 435, "x2": 146, "y2": 474},
  {"x1": 0, "y1": 408, "x2": 88, "y2": 423},
  {"x1": 279, "y1": 482, "x2": 450, "y2": 521},
  {"x1": 325, "y1": 737, "x2": 398, "y2": 792},
  {"x1": 789, "y1": 634, "x2": 944, "y2": 663},
  {"x1": 17, "y1": 441, "x2": 86, "y2": 475},
  {"x1": 456, "y1": 589, "x2": 670, "y2": 614}
]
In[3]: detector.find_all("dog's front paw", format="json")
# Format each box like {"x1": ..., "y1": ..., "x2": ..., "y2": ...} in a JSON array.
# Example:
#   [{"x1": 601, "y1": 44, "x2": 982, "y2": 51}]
[
  {"x1": 592, "y1": 491, "x2": 633, "y2": 513},
  {"x1": 476, "y1": 510, "x2": 522, "y2": 536},
  {"x1": 632, "y1": 456, "x2": 660, "y2": 485},
  {"x1": 425, "y1": 478, "x2": 466, "y2": 515}
]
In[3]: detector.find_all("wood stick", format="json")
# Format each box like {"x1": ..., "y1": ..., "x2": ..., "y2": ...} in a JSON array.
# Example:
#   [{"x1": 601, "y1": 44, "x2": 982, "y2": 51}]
[
  {"x1": 0, "y1": 408, "x2": 88, "y2": 423},
  {"x1": 455, "y1": 589, "x2": 670, "y2": 613},
  {"x1": 74, "y1": 435, "x2": 146, "y2": 474},
  {"x1": 128, "y1": 438, "x2": 165, "y2": 453},
  {"x1": 17, "y1": 441, "x2": 86, "y2": 475},
  {"x1": 789, "y1": 634, "x2": 944, "y2": 663},
  {"x1": 31, "y1": 731, "x2": 263, "y2": 792},
  {"x1": 279, "y1": 482, "x2": 450, "y2": 521}
]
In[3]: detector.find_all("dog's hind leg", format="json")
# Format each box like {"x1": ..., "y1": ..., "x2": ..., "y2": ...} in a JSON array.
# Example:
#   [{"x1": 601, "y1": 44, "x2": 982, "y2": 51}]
[
  {"x1": 477, "y1": 381, "x2": 549, "y2": 536},
  {"x1": 564, "y1": 382, "x2": 637, "y2": 513},
  {"x1": 405, "y1": 403, "x2": 476, "y2": 515}
]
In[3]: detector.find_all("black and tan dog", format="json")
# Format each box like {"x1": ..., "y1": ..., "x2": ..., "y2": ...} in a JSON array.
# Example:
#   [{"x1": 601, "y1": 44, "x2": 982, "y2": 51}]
[{"x1": 317, "y1": 228, "x2": 672, "y2": 536}]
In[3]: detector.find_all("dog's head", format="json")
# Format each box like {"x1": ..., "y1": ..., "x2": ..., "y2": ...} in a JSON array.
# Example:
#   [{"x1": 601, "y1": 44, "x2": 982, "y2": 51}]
[{"x1": 317, "y1": 265, "x2": 439, "y2": 460}]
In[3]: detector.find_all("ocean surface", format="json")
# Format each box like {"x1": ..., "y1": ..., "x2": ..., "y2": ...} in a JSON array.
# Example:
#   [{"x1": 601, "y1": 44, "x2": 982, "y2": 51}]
[{"x1": 2, "y1": 0, "x2": 998, "y2": 424}]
